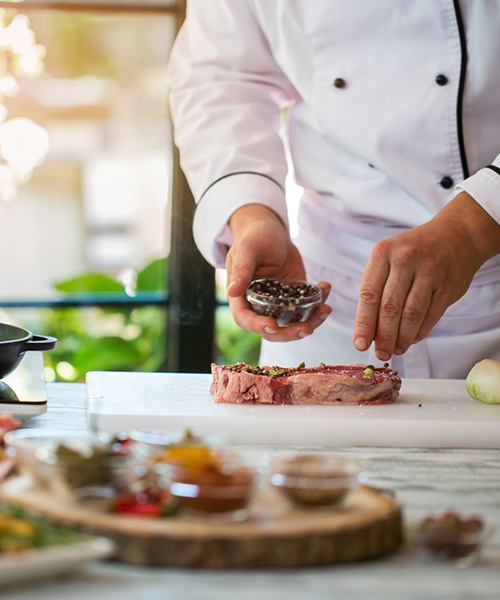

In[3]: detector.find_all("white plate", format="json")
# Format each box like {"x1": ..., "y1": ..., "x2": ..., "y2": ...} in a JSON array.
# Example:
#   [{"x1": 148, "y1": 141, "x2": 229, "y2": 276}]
[{"x1": 0, "y1": 536, "x2": 115, "y2": 588}]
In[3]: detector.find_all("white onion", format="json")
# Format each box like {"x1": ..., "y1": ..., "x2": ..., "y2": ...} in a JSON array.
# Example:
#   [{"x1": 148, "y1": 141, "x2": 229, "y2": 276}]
[{"x1": 465, "y1": 359, "x2": 500, "y2": 404}]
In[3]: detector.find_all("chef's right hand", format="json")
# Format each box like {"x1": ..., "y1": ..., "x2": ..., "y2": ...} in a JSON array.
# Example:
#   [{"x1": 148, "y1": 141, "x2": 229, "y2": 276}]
[{"x1": 225, "y1": 204, "x2": 331, "y2": 341}]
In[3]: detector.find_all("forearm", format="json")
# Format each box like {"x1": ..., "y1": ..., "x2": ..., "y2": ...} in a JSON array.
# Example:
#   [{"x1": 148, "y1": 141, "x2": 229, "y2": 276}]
[
  {"x1": 436, "y1": 191, "x2": 500, "y2": 267},
  {"x1": 455, "y1": 154, "x2": 500, "y2": 240},
  {"x1": 192, "y1": 175, "x2": 289, "y2": 268},
  {"x1": 229, "y1": 204, "x2": 288, "y2": 238}
]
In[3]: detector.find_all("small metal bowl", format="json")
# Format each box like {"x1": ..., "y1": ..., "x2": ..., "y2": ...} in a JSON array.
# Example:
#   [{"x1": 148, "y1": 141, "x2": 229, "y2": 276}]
[
  {"x1": 246, "y1": 279, "x2": 322, "y2": 327},
  {"x1": 270, "y1": 453, "x2": 364, "y2": 508}
]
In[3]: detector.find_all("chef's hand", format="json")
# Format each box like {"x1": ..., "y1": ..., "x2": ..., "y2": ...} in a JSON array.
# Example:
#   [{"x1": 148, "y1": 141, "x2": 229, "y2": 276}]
[
  {"x1": 226, "y1": 204, "x2": 332, "y2": 341},
  {"x1": 353, "y1": 191, "x2": 500, "y2": 361}
]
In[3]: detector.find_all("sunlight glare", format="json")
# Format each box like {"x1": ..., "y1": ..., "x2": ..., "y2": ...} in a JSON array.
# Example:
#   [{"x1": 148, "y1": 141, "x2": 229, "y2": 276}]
[{"x1": 0, "y1": 117, "x2": 50, "y2": 177}]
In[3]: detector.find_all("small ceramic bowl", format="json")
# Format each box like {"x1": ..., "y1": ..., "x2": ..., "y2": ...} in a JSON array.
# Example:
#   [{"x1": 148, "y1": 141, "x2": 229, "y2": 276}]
[
  {"x1": 270, "y1": 453, "x2": 364, "y2": 508},
  {"x1": 246, "y1": 279, "x2": 322, "y2": 326}
]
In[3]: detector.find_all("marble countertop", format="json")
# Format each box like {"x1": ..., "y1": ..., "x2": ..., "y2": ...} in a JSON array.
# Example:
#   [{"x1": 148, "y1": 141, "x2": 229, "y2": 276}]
[{"x1": 2, "y1": 382, "x2": 500, "y2": 600}]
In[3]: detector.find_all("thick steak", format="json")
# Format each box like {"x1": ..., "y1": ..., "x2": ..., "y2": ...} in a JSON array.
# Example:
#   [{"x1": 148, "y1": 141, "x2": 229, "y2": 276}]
[{"x1": 210, "y1": 363, "x2": 401, "y2": 405}]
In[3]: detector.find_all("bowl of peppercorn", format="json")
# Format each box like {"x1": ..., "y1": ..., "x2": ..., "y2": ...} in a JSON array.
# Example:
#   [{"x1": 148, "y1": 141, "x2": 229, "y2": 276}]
[{"x1": 246, "y1": 279, "x2": 322, "y2": 326}]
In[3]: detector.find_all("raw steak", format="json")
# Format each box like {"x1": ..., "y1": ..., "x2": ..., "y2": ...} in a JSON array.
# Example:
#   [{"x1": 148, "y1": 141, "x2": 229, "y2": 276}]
[{"x1": 210, "y1": 363, "x2": 401, "y2": 405}]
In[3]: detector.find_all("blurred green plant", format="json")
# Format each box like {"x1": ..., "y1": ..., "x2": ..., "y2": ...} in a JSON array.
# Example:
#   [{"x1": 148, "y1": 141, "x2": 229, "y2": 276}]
[
  {"x1": 39, "y1": 258, "x2": 167, "y2": 382},
  {"x1": 34, "y1": 257, "x2": 261, "y2": 382},
  {"x1": 215, "y1": 306, "x2": 261, "y2": 366}
]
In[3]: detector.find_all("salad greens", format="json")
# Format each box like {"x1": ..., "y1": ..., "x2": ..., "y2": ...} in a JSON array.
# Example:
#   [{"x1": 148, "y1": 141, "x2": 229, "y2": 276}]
[{"x1": 0, "y1": 503, "x2": 84, "y2": 554}]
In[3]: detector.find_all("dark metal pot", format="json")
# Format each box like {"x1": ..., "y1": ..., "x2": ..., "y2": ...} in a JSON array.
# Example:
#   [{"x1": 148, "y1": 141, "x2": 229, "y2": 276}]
[{"x1": 0, "y1": 323, "x2": 57, "y2": 379}]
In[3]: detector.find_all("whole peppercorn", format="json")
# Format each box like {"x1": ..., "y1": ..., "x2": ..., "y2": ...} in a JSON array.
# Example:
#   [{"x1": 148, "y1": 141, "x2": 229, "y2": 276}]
[{"x1": 246, "y1": 279, "x2": 322, "y2": 326}]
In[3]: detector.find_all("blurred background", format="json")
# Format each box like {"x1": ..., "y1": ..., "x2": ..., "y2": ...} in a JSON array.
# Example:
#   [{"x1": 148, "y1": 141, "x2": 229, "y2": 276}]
[{"x1": 0, "y1": 0, "x2": 264, "y2": 382}]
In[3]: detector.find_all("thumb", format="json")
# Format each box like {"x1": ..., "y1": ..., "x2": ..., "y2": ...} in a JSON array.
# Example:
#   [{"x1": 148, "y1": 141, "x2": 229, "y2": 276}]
[
  {"x1": 227, "y1": 263, "x2": 254, "y2": 298},
  {"x1": 226, "y1": 247, "x2": 256, "y2": 298}
]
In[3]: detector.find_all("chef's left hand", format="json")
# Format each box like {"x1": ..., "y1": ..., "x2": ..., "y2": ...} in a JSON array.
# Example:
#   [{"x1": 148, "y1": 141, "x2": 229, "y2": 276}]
[{"x1": 353, "y1": 192, "x2": 500, "y2": 361}]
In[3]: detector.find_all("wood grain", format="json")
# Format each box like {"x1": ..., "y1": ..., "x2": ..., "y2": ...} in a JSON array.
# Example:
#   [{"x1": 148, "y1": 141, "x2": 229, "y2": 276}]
[{"x1": 0, "y1": 478, "x2": 402, "y2": 568}]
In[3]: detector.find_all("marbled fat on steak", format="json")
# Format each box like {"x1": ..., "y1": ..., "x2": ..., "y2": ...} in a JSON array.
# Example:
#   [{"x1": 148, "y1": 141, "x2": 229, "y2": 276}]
[{"x1": 210, "y1": 363, "x2": 402, "y2": 405}]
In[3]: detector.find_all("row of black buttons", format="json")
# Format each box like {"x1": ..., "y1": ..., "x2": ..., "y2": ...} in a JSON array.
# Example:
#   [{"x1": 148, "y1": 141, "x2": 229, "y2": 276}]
[
  {"x1": 333, "y1": 74, "x2": 453, "y2": 189},
  {"x1": 433, "y1": 74, "x2": 453, "y2": 188},
  {"x1": 333, "y1": 73, "x2": 449, "y2": 89}
]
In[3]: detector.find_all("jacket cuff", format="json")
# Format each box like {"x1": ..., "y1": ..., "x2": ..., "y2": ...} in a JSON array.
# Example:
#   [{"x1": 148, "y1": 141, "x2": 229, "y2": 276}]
[
  {"x1": 193, "y1": 172, "x2": 289, "y2": 267},
  {"x1": 455, "y1": 155, "x2": 500, "y2": 225}
]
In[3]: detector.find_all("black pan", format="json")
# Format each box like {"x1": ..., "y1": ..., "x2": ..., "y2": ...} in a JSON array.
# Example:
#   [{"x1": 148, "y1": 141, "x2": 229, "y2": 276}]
[{"x1": 0, "y1": 323, "x2": 57, "y2": 379}]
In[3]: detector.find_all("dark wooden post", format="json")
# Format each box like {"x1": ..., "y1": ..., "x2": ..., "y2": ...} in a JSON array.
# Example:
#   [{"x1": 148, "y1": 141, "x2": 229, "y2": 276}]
[
  {"x1": 166, "y1": 150, "x2": 216, "y2": 373},
  {"x1": 165, "y1": 0, "x2": 216, "y2": 373}
]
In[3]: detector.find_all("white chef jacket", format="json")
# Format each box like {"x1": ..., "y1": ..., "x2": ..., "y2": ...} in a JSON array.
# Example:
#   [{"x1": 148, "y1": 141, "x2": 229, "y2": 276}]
[{"x1": 167, "y1": 0, "x2": 500, "y2": 378}]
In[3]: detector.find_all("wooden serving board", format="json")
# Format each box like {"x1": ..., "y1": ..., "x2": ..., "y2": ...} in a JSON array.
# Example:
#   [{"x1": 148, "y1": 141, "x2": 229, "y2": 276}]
[{"x1": 0, "y1": 477, "x2": 402, "y2": 569}]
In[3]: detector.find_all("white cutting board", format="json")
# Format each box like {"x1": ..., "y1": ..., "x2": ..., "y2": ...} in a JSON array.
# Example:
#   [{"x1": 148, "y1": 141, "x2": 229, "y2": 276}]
[{"x1": 86, "y1": 371, "x2": 500, "y2": 448}]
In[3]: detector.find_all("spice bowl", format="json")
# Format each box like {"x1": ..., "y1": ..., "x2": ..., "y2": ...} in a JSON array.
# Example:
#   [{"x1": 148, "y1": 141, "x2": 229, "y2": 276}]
[
  {"x1": 270, "y1": 453, "x2": 365, "y2": 508},
  {"x1": 3, "y1": 429, "x2": 106, "y2": 484},
  {"x1": 128, "y1": 427, "x2": 226, "y2": 463},
  {"x1": 34, "y1": 435, "x2": 141, "y2": 505},
  {"x1": 410, "y1": 510, "x2": 495, "y2": 567},
  {"x1": 246, "y1": 278, "x2": 322, "y2": 326},
  {"x1": 154, "y1": 447, "x2": 258, "y2": 521}
]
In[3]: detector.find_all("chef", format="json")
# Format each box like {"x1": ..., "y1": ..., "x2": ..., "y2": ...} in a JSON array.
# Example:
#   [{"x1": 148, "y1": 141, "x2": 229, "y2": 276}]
[{"x1": 167, "y1": 0, "x2": 500, "y2": 378}]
